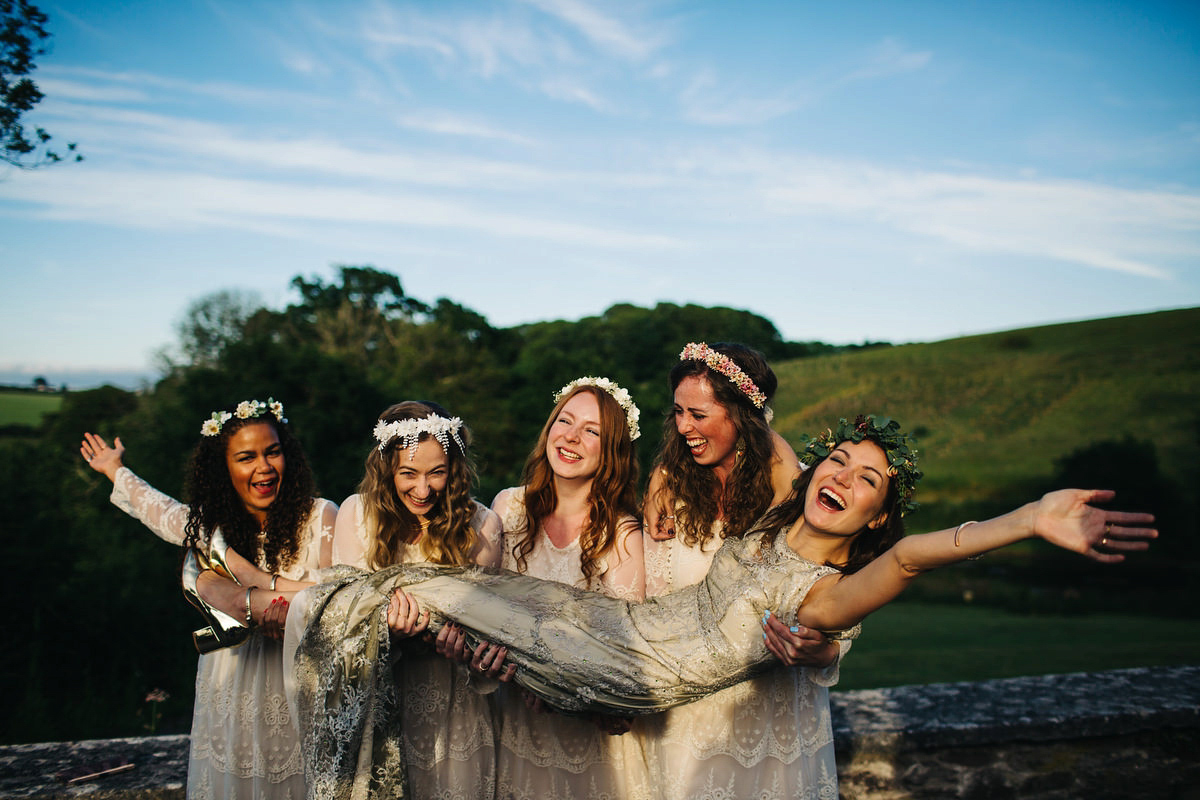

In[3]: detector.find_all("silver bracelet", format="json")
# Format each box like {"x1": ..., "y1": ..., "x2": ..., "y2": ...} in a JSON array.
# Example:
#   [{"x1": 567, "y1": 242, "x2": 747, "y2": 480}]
[
  {"x1": 269, "y1": 574, "x2": 279, "y2": 591},
  {"x1": 954, "y1": 520, "x2": 984, "y2": 560}
]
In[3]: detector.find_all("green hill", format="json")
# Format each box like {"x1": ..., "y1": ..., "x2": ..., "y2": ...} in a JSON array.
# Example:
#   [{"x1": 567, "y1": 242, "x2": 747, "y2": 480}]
[{"x1": 771, "y1": 307, "x2": 1199, "y2": 528}]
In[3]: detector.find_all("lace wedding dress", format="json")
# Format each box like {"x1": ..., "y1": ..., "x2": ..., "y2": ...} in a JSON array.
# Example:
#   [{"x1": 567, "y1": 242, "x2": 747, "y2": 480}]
[
  {"x1": 110, "y1": 467, "x2": 336, "y2": 800},
  {"x1": 328, "y1": 494, "x2": 503, "y2": 800},
  {"x1": 492, "y1": 487, "x2": 643, "y2": 800},
  {"x1": 291, "y1": 522, "x2": 855, "y2": 799},
  {"x1": 631, "y1": 525, "x2": 847, "y2": 800}
]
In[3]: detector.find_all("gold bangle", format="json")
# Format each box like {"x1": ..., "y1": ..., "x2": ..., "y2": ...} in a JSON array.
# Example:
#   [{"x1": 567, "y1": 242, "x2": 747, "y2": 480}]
[{"x1": 245, "y1": 587, "x2": 255, "y2": 627}]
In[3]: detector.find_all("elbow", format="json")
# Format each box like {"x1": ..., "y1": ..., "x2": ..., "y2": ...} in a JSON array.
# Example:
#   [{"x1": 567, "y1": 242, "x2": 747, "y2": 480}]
[{"x1": 891, "y1": 542, "x2": 925, "y2": 579}]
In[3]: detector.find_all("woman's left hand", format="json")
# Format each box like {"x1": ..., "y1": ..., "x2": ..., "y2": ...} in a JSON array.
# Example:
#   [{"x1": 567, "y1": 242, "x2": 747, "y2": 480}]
[
  {"x1": 260, "y1": 596, "x2": 288, "y2": 640},
  {"x1": 1033, "y1": 489, "x2": 1157, "y2": 562},
  {"x1": 386, "y1": 587, "x2": 429, "y2": 638},
  {"x1": 469, "y1": 640, "x2": 517, "y2": 682},
  {"x1": 762, "y1": 610, "x2": 839, "y2": 668}
]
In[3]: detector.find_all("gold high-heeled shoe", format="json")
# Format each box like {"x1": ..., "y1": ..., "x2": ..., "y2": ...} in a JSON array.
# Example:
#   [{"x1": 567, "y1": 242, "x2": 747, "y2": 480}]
[
  {"x1": 182, "y1": 548, "x2": 250, "y2": 653},
  {"x1": 205, "y1": 528, "x2": 242, "y2": 586}
]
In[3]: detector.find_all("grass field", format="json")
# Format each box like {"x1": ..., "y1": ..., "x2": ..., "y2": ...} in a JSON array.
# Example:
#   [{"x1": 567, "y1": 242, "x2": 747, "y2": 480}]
[
  {"x1": 771, "y1": 307, "x2": 1200, "y2": 526},
  {"x1": 0, "y1": 390, "x2": 63, "y2": 426},
  {"x1": 836, "y1": 600, "x2": 1200, "y2": 690}
]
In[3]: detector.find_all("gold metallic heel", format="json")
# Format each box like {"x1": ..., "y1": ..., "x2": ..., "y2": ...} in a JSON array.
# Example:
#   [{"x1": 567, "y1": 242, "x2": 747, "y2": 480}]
[
  {"x1": 182, "y1": 548, "x2": 249, "y2": 652},
  {"x1": 206, "y1": 528, "x2": 242, "y2": 586}
]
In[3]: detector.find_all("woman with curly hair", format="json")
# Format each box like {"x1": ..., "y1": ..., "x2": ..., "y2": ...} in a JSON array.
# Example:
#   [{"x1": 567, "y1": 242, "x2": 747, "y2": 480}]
[
  {"x1": 489, "y1": 377, "x2": 644, "y2": 799},
  {"x1": 326, "y1": 400, "x2": 503, "y2": 798},
  {"x1": 80, "y1": 399, "x2": 337, "y2": 800},
  {"x1": 635, "y1": 342, "x2": 843, "y2": 800}
]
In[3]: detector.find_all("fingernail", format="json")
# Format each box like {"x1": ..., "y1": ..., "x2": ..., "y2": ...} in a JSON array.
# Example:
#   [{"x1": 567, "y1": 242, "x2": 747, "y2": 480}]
[
  {"x1": 761, "y1": 610, "x2": 769, "y2": 623},
  {"x1": 790, "y1": 626, "x2": 799, "y2": 633}
]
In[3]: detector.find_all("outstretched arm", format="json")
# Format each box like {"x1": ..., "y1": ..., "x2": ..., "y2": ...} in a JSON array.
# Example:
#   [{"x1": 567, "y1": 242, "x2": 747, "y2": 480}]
[{"x1": 799, "y1": 489, "x2": 1156, "y2": 633}]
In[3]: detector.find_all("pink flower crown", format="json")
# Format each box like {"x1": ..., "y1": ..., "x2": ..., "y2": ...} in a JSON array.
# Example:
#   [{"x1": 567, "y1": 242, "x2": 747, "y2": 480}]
[{"x1": 679, "y1": 342, "x2": 767, "y2": 408}]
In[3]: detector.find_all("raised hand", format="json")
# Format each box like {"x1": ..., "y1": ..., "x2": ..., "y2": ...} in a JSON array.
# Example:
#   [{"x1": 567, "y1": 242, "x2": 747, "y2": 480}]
[
  {"x1": 80, "y1": 432, "x2": 125, "y2": 481},
  {"x1": 1033, "y1": 489, "x2": 1157, "y2": 563}
]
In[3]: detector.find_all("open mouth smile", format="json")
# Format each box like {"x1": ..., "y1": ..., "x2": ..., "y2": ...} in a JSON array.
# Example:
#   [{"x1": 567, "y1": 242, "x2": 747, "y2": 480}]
[{"x1": 817, "y1": 487, "x2": 846, "y2": 512}]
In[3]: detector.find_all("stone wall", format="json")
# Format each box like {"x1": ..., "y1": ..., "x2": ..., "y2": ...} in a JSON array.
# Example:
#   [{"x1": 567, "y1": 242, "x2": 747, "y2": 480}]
[{"x1": 2, "y1": 665, "x2": 1197, "y2": 799}]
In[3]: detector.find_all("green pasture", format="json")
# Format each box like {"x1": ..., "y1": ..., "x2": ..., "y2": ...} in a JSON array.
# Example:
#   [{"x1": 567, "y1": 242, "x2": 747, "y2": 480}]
[
  {"x1": 772, "y1": 307, "x2": 1200, "y2": 516},
  {"x1": 0, "y1": 390, "x2": 63, "y2": 427},
  {"x1": 836, "y1": 600, "x2": 1200, "y2": 691}
]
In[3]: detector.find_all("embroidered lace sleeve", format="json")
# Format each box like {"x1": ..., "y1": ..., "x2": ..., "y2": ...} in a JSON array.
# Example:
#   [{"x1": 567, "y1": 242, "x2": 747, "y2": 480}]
[{"x1": 109, "y1": 466, "x2": 190, "y2": 546}]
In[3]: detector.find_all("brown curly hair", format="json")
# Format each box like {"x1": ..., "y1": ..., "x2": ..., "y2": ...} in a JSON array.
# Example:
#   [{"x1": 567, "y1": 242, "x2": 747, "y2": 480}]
[
  {"x1": 755, "y1": 445, "x2": 906, "y2": 574},
  {"x1": 653, "y1": 342, "x2": 777, "y2": 548},
  {"x1": 182, "y1": 413, "x2": 316, "y2": 572},
  {"x1": 508, "y1": 385, "x2": 640, "y2": 588},
  {"x1": 359, "y1": 401, "x2": 481, "y2": 569}
]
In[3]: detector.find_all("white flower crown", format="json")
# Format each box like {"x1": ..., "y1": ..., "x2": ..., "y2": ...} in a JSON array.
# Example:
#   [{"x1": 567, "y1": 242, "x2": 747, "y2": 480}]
[
  {"x1": 373, "y1": 415, "x2": 466, "y2": 459},
  {"x1": 553, "y1": 376, "x2": 641, "y2": 440},
  {"x1": 200, "y1": 398, "x2": 286, "y2": 437}
]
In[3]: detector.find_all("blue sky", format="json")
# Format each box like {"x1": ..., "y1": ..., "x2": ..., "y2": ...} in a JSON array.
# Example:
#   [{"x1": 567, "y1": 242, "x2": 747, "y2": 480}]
[{"x1": 1, "y1": 0, "x2": 1197, "y2": 388}]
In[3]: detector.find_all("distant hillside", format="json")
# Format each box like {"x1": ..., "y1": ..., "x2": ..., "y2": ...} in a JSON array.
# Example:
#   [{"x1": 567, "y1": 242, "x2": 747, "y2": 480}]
[{"x1": 770, "y1": 308, "x2": 1200, "y2": 532}]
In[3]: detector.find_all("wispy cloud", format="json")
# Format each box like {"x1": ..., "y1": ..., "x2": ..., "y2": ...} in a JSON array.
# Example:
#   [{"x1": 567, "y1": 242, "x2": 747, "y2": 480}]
[
  {"x1": 679, "y1": 37, "x2": 932, "y2": 127},
  {"x1": 517, "y1": 0, "x2": 664, "y2": 61},
  {"x1": 395, "y1": 112, "x2": 537, "y2": 145}
]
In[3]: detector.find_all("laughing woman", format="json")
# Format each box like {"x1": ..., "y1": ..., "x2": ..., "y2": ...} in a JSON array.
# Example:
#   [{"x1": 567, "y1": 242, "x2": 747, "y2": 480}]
[
  {"x1": 637, "y1": 342, "x2": 843, "y2": 800},
  {"x1": 490, "y1": 377, "x2": 644, "y2": 800},
  {"x1": 328, "y1": 401, "x2": 503, "y2": 799},
  {"x1": 81, "y1": 399, "x2": 337, "y2": 800}
]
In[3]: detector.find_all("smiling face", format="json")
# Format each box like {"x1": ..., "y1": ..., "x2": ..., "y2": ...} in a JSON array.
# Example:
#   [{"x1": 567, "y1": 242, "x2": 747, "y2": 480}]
[
  {"x1": 803, "y1": 438, "x2": 891, "y2": 537},
  {"x1": 673, "y1": 375, "x2": 740, "y2": 477},
  {"x1": 546, "y1": 390, "x2": 603, "y2": 482},
  {"x1": 225, "y1": 421, "x2": 285, "y2": 525},
  {"x1": 392, "y1": 437, "x2": 450, "y2": 522}
]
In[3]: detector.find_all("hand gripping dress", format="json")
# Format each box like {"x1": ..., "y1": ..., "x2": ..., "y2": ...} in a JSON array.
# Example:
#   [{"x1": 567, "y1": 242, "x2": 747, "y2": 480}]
[
  {"x1": 632, "y1": 526, "x2": 848, "y2": 800},
  {"x1": 110, "y1": 467, "x2": 337, "y2": 800},
  {"x1": 291, "y1": 526, "x2": 856, "y2": 800}
]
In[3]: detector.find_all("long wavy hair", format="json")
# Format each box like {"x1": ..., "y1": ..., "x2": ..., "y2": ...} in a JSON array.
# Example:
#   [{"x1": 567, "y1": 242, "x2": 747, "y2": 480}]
[
  {"x1": 653, "y1": 342, "x2": 777, "y2": 547},
  {"x1": 182, "y1": 413, "x2": 315, "y2": 572},
  {"x1": 755, "y1": 449, "x2": 906, "y2": 574},
  {"x1": 508, "y1": 385, "x2": 640, "y2": 588},
  {"x1": 359, "y1": 401, "x2": 481, "y2": 569}
]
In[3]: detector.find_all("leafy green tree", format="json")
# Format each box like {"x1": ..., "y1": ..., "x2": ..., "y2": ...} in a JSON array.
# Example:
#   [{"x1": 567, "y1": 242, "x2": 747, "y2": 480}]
[{"x1": 1, "y1": 0, "x2": 80, "y2": 167}]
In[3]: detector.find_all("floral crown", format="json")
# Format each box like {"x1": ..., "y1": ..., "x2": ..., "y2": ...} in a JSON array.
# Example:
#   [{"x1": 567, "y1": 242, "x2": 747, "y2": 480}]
[
  {"x1": 373, "y1": 414, "x2": 466, "y2": 460},
  {"x1": 201, "y1": 398, "x2": 286, "y2": 437},
  {"x1": 679, "y1": 342, "x2": 767, "y2": 409},
  {"x1": 553, "y1": 376, "x2": 641, "y2": 440},
  {"x1": 798, "y1": 415, "x2": 922, "y2": 515}
]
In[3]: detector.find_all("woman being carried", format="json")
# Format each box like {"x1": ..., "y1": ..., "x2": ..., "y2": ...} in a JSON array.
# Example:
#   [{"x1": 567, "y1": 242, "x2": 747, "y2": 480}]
[
  {"x1": 638, "y1": 342, "x2": 843, "y2": 800},
  {"x1": 489, "y1": 377, "x2": 644, "y2": 799},
  {"x1": 81, "y1": 399, "x2": 337, "y2": 800},
  {"x1": 194, "y1": 415, "x2": 1154, "y2": 800}
]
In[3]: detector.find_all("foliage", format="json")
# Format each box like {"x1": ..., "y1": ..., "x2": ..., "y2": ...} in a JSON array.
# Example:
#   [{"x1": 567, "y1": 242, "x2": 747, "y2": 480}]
[
  {"x1": 1, "y1": 265, "x2": 1193, "y2": 744},
  {"x1": 1, "y1": 0, "x2": 80, "y2": 167}
]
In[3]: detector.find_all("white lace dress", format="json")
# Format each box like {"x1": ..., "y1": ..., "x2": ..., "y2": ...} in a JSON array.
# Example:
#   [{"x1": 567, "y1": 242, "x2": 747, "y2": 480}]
[
  {"x1": 329, "y1": 494, "x2": 503, "y2": 800},
  {"x1": 109, "y1": 466, "x2": 337, "y2": 800},
  {"x1": 632, "y1": 524, "x2": 848, "y2": 800},
  {"x1": 492, "y1": 486, "x2": 644, "y2": 800}
]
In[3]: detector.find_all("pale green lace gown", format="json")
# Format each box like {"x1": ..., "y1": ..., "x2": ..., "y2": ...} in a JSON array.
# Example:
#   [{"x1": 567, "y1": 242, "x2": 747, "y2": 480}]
[{"x1": 291, "y1": 527, "x2": 854, "y2": 800}]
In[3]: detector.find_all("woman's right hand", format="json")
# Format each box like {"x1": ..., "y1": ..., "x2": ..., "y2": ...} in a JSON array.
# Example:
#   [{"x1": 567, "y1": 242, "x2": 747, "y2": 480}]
[
  {"x1": 80, "y1": 432, "x2": 125, "y2": 482},
  {"x1": 386, "y1": 587, "x2": 429, "y2": 638}
]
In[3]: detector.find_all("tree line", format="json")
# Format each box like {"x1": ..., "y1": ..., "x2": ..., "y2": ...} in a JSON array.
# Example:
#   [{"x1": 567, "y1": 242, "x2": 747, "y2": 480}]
[{"x1": 0, "y1": 266, "x2": 883, "y2": 744}]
